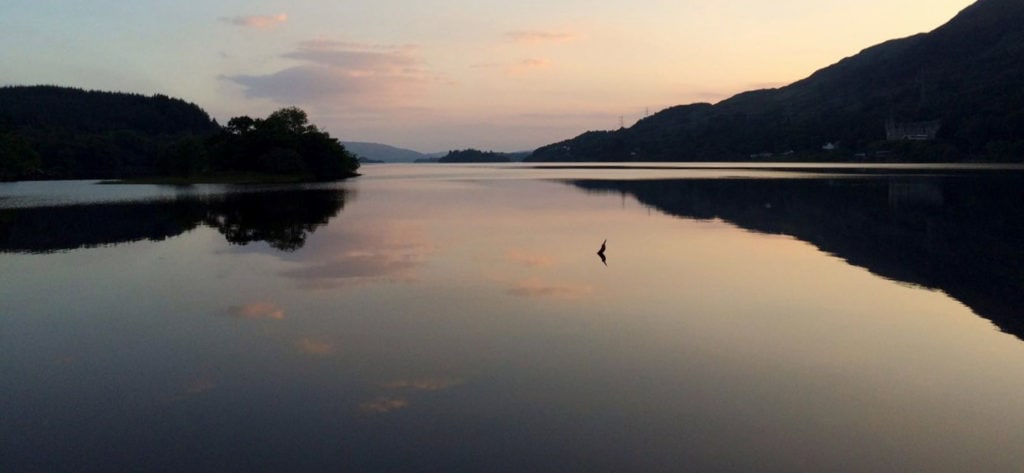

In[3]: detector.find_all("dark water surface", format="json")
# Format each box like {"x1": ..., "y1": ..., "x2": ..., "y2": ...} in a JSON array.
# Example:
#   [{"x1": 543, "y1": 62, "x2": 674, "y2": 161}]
[{"x1": 3, "y1": 164, "x2": 1024, "y2": 472}]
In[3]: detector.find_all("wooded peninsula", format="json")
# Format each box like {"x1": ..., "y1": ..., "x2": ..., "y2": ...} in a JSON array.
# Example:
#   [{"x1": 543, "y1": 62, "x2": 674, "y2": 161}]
[{"x1": 0, "y1": 86, "x2": 359, "y2": 182}]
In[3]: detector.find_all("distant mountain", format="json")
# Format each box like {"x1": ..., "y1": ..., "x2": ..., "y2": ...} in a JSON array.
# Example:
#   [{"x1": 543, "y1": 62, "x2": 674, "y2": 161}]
[
  {"x1": 437, "y1": 149, "x2": 513, "y2": 163},
  {"x1": 344, "y1": 142, "x2": 532, "y2": 163},
  {"x1": 529, "y1": 0, "x2": 1024, "y2": 162},
  {"x1": 505, "y1": 151, "x2": 533, "y2": 162},
  {"x1": 342, "y1": 141, "x2": 430, "y2": 163}
]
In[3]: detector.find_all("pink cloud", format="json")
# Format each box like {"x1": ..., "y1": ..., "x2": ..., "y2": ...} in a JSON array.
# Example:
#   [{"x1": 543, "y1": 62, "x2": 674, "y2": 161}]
[
  {"x1": 226, "y1": 39, "x2": 429, "y2": 106},
  {"x1": 221, "y1": 13, "x2": 288, "y2": 29},
  {"x1": 283, "y1": 40, "x2": 420, "y2": 72},
  {"x1": 501, "y1": 58, "x2": 553, "y2": 76},
  {"x1": 506, "y1": 30, "x2": 577, "y2": 43},
  {"x1": 520, "y1": 58, "x2": 551, "y2": 68}
]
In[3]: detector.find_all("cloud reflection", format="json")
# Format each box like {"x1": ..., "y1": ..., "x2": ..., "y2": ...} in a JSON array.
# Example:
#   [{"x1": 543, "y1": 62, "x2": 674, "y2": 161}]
[
  {"x1": 381, "y1": 378, "x2": 462, "y2": 392},
  {"x1": 358, "y1": 377, "x2": 462, "y2": 415},
  {"x1": 360, "y1": 397, "x2": 410, "y2": 414},
  {"x1": 283, "y1": 253, "x2": 421, "y2": 290},
  {"x1": 505, "y1": 249, "x2": 555, "y2": 268},
  {"x1": 279, "y1": 222, "x2": 432, "y2": 290},
  {"x1": 164, "y1": 373, "x2": 219, "y2": 404},
  {"x1": 508, "y1": 279, "x2": 594, "y2": 300},
  {"x1": 225, "y1": 302, "x2": 285, "y2": 320},
  {"x1": 297, "y1": 338, "x2": 335, "y2": 356},
  {"x1": 183, "y1": 376, "x2": 217, "y2": 395}
]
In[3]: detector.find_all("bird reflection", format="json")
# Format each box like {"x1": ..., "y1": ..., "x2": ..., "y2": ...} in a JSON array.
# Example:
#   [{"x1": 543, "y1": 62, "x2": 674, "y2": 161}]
[{"x1": 597, "y1": 239, "x2": 607, "y2": 266}]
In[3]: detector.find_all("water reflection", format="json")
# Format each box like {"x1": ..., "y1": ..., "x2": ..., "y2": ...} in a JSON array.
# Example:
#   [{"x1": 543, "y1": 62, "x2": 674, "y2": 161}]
[
  {"x1": 507, "y1": 279, "x2": 594, "y2": 299},
  {"x1": 269, "y1": 219, "x2": 430, "y2": 290},
  {"x1": 569, "y1": 175, "x2": 1024, "y2": 339},
  {"x1": 5, "y1": 167, "x2": 1024, "y2": 472},
  {"x1": 224, "y1": 301, "x2": 286, "y2": 320},
  {"x1": 0, "y1": 187, "x2": 349, "y2": 253}
]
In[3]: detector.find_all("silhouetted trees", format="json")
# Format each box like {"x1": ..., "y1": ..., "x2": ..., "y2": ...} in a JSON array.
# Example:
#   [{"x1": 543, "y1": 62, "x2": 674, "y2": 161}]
[
  {"x1": 0, "y1": 86, "x2": 218, "y2": 179},
  {"x1": 0, "y1": 132, "x2": 41, "y2": 180},
  {"x1": 206, "y1": 107, "x2": 359, "y2": 180},
  {"x1": 438, "y1": 149, "x2": 513, "y2": 163},
  {"x1": 0, "y1": 86, "x2": 359, "y2": 181}
]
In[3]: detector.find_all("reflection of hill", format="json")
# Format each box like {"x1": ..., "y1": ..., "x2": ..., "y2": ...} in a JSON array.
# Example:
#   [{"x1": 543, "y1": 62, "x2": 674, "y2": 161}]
[
  {"x1": 0, "y1": 188, "x2": 348, "y2": 253},
  {"x1": 571, "y1": 176, "x2": 1024, "y2": 340}
]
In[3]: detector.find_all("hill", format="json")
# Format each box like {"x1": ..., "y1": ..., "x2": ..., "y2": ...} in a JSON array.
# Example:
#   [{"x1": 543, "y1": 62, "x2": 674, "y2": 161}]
[
  {"x1": 0, "y1": 87, "x2": 359, "y2": 181},
  {"x1": 0, "y1": 86, "x2": 219, "y2": 179},
  {"x1": 0, "y1": 85, "x2": 217, "y2": 135},
  {"x1": 342, "y1": 141, "x2": 431, "y2": 163},
  {"x1": 529, "y1": 0, "x2": 1024, "y2": 162}
]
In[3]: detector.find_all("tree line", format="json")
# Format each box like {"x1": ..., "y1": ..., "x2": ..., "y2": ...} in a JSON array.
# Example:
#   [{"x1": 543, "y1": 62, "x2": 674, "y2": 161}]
[
  {"x1": 0, "y1": 86, "x2": 358, "y2": 181},
  {"x1": 159, "y1": 107, "x2": 359, "y2": 180}
]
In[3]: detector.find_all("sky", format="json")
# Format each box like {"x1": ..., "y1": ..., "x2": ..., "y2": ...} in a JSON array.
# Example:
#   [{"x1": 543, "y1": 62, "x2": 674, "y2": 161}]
[{"x1": 0, "y1": 0, "x2": 975, "y2": 152}]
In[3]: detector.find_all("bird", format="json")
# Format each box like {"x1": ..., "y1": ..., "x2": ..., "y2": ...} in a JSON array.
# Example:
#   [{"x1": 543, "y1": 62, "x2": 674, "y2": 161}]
[{"x1": 597, "y1": 239, "x2": 607, "y2": 265}]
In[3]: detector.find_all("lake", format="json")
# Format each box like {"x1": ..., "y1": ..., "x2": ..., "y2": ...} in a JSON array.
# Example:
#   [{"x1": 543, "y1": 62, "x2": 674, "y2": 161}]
[{"x1": 3, "y1": 163, "x2": 1024, "y2": 472}]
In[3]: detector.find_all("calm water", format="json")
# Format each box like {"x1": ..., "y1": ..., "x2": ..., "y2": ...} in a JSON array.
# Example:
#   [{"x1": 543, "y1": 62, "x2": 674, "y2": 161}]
[{"x1": 3, "y1": 164, "x2": 1024, "y2": 472}]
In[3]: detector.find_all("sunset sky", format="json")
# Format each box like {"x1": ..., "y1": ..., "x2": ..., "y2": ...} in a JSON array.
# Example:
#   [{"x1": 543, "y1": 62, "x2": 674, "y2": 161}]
[{"x1": 1, "y1": 0, "x2": 974, "y2": 152}]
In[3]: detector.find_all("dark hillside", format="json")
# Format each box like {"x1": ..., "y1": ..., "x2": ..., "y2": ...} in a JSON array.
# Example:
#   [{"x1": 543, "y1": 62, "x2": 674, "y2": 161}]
[
  {"x1": 0, "y1": 85, "x2": 217, "y2": 134},
  {"x1": 0, "y1": 86, "x2": 218, "y2": 179},
  {"x1": 530, "y1": 0, "x2": 1024, "y2": 162}
]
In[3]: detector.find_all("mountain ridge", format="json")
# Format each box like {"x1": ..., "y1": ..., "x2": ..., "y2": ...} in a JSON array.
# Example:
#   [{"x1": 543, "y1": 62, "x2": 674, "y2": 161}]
[
  {"x1": 341, "y1": 141, "x2": 435, "y2": 163},
  {"x1": 529, "y1": 0, "x2": 1024, "y2": 162}
]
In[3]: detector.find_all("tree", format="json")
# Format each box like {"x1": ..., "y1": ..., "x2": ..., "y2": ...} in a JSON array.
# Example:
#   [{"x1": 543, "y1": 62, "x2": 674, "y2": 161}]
[
  {"x1": 0, "y1": 132, "x2": 42, "y2": 180},
  {"x1": 0, "y1": 86, "x2": 220, "y2": 178},
  {"x1": 262, "y1": 107, "x2": 317, "y2": 135},
  {"x1": 226, "y1": 116, "x2": 256, "y2": 135},
  {"x1": 157, "y1": 136, "x2": 209, "y2": 177},
  {"x1": 205, "y1": 107, "x2": 359, "y2": 180}
]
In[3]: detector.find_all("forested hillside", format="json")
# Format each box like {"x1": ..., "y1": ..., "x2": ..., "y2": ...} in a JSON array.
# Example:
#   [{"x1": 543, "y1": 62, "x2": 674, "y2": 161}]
[
  {"x1": 0, "y1": 86, "x2": 218, "y2": 179},
  {"x1": 0, "y1": 86, "x2": 359, "y2": 181},
  {"x1": 529, "y1": 0, "x2": 1024, "y2": 162}
]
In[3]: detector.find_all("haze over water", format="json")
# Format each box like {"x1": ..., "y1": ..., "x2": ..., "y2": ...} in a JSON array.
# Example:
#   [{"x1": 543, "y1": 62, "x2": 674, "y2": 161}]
[{"x1": 3, "y1": 164, "x2": 1024, "y2": 472}]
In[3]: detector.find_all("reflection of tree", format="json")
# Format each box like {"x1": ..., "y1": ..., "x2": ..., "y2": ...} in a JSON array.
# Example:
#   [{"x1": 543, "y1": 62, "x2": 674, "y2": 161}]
[
  {"x1": 571, "y1": 175, "x2": 1024, "y2": 340},
  {"x1": 0, "y1": 188, "x2": 348, "y2": 253},
  {"x1": 203, "y1": 190, "x2": 347, "y2": 251}
]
